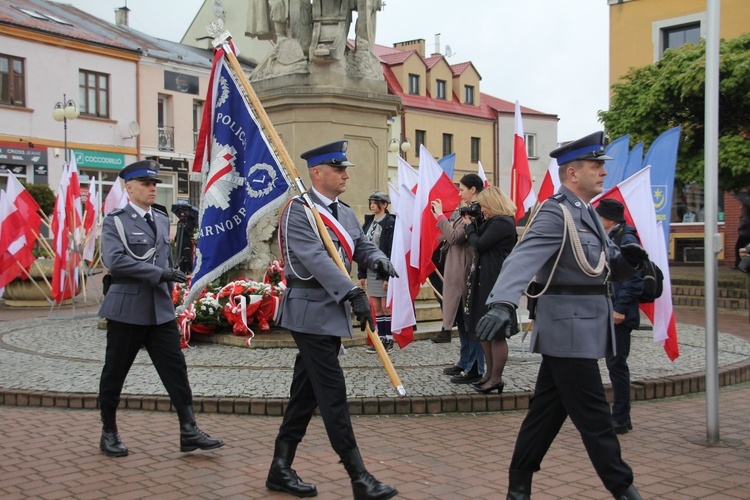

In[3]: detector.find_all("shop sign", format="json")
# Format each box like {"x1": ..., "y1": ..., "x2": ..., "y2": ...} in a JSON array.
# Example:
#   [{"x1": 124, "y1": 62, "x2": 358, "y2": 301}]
[
  {"x1": 0, "y1": 142, "x2": 47, "y2": 164},
  {"x1": 74, "y1": 150, "x2": 125, "y2": 170}
]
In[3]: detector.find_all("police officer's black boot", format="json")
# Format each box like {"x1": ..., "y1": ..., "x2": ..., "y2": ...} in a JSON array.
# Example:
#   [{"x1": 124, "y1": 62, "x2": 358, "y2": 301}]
[
  {"x1": 614, "y1": 484, "x2": 643, "y2": 500},
  {"x1": 100, "y1": 408, "x2": 128, "y2": 457},
  {"x1": 340, "y1": 448, "x2": 397, "y2": 500},
  {"x1": 176, "y1": 405, "x2": 224, "y2": 452},
  {"x1": 266, "y1": 439, "x2": 318, "y2": 497},
  {"x1": 506, "y1": 468, "x2": 533, "y2": 500}
]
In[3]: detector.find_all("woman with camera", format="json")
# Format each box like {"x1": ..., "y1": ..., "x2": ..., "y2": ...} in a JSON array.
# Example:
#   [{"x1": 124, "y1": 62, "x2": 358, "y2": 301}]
[
  {"x1": 431, "y1": 173, "x2": 486, "y2": 384},
  {"x1": 463, "y1": 186, "x2": 518, "y2": 393}
]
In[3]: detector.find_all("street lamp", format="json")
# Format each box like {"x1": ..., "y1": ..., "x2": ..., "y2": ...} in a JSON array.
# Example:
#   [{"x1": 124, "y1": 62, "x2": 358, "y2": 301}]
[{"x1": 52, "y1": 94, "x2": 79, "y2": 164}]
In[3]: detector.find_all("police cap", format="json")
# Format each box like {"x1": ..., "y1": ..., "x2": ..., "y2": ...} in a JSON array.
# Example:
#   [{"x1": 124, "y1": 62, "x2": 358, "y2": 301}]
[
  {"x1": 118, "y1": 160, "x2": 163, "y2": 183},
  {"x1": 300, "y1": 140, "x2": 354, "y2": 168},
  {"x1": 550, "y1": 131, "x2": 613, "y2": 165}
]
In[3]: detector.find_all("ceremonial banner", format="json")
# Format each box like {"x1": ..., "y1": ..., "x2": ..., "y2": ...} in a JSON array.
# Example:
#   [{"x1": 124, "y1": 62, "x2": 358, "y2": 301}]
[
  {"x1": 602, "y1": 134, "x2": 631, "y2": 191},
  {"x1": 184, "y1": 43, "x2": 290, "y2": 307}
]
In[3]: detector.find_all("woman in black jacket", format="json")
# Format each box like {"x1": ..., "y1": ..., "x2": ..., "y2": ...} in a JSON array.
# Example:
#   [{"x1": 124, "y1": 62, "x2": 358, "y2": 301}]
[
  {"x1": 359, "y1": 191, "x2": 397, "y2": 352},
  {"x1": 464, "y1": 187, "x2": 517, "y2": 393}
]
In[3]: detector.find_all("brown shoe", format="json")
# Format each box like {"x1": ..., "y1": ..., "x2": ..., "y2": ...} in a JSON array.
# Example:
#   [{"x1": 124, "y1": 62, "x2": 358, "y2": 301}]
[{"x1": 431, "y1": 329, "x2": 451, "y2": 343}]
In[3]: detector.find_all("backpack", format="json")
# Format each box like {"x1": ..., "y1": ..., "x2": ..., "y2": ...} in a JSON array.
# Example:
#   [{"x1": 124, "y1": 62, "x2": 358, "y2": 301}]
[{"x1": 611, "y1": 225, "x2": 664, "y2": 304}]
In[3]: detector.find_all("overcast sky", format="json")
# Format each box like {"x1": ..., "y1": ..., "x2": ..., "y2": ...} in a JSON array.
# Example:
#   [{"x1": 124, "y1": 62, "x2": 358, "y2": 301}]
[{"x1": 64, "y1": 0, "x2": 610, "y2": 143}]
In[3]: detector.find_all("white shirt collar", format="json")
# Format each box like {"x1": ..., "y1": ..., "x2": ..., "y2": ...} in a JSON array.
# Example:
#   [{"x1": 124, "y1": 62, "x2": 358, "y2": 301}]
[
  {"x1": 129, "y1": 202, "x2": 151, "y2": 219},
  {"x1": 311, "y1": 187, "x2": 337, "y2": 207}
]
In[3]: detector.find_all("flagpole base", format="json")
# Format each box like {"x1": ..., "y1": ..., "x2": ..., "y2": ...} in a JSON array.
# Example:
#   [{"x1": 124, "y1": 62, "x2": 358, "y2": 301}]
[{"x1": 396, "y1": 385, "x2": 407, "y2": 397}]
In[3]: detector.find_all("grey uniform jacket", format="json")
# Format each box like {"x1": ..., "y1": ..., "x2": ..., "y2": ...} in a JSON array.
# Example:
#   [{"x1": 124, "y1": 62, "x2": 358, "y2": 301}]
[
  {"x1": 98, "y1": 204, "x2": 176, "y2": 325},
  {"x1": 279, "y1": 193, "x2": 386, "y2": 338},
  {"x1": 486, "y1": 186, "x2": 638, "y2": 359}
]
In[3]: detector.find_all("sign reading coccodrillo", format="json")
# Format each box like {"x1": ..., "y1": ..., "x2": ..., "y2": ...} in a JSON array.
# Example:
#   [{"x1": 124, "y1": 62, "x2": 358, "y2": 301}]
[{"x1": 74, "y1": 150, "x2": 125, "y2": 170}]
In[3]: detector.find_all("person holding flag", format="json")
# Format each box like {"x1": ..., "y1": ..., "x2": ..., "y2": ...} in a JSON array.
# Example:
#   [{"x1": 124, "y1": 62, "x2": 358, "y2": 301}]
[
  {"x1": 97, "y1": 161, "x2": 224, "y2": 458},
  {"x1": 267, "y1": 140, "x2": 398, "y2": 500},
  {"x1": 475, "y1": 132, "x2": 646, "y2": 500}
]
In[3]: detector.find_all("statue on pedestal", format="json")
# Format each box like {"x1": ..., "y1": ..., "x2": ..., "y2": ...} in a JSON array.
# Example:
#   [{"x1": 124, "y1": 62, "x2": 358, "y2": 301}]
[{"x1": 246, "y1": 0, "x2": 383, "y2": 81}]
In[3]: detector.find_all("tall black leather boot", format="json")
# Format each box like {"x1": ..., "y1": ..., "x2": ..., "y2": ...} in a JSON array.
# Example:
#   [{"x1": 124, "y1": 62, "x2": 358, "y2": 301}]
[
  {"x1": 176, "y1": 405, "x2": 224, "y2": 452},
  {"x1": 614, "y1": 484, "x2": 643, "y2": 500},
  {"x1": 431, "y1": 328, "x2": 451, "y2": 343},
  {"x1": 266, "y1": 439, "x2": 317, "y2": 497},
  {"x1": 506, "y1": 468, "x2": 533, "y2": 500},
  {"x1": 340, "y1": 448, "x2": 397, "y2": 500},
  {"x1": 100, "y1": 406, "x2": 128, "y2": 457}
]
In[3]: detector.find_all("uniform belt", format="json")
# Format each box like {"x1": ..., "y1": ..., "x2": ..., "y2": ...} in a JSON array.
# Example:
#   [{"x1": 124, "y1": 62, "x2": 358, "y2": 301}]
[
  {"x1": 286, "y1": 277, "x2": 323, "y2": 289},
  {"x1": 109, "y1": 276, "x2": 143, "y2": 285},
  {"x1": 544, "y1": 284, "x2": 611, "y2": 296}
]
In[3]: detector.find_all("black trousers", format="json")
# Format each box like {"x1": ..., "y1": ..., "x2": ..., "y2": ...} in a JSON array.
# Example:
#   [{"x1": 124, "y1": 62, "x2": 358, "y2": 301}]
[
  {"x1": 510, "y1": 355, "x2": 633, "y2": 497},
  {"x1": 276, "y1": 331, "x2": 357, "y2": 456},
  {"x1": 99, "y1": 319, "x2": 192, "y2": 418},
  {"x1": 605, "y1": 324, "x2": 633, "y2": 425}
]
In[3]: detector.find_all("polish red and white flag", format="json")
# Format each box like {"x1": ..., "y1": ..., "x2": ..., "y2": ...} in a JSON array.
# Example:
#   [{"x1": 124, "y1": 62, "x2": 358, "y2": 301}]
[
  {"x1": 51, "y1": 166, "x2": 79, "y2": 303},
  {"x1": 594, "y1": 166, "x2": 679, "y2": 360},
  {"x1": 537, "y1": 157, "x2": 560, "y2": 202},
  {"x1": 82, "y1": 177, "x2": 100, "y2": 262},
  {"x1": 410, "y1": 145, "x2": 460, "y2": 283},
  {"x1": 477, "y1": 160, "x2": 490, "y2": 188},
  {"x1": 5, "y1": 171, "x2": 42, "y2": 241},
  {"x1": 103, "y1": 178, "x2": 129, "y2": 215},
  {"x1": 511, "y1": 101, "x2": 536, "y2": 221}
]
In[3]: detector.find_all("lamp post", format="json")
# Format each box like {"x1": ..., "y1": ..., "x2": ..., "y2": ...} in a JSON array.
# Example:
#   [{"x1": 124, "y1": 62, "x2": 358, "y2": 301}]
[
  {"x1": 400, "y1": 138, "x2": 411, "y2": 159},
  {"x1": 52, "y1": 94, "x2": 79, "y2": 165}
]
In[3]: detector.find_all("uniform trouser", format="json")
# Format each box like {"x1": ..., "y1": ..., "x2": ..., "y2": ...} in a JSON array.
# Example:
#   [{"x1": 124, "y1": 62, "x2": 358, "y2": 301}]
[
  {"x1": 510, "y1": 355, "x2": 633, "y2": 496},
  {"x1": 276, "y1": 331, "x2": 357, "y2": 456},
  {"x1": 605, "y1": 324, "x2": 633, "y2": 425},
  {"x1": 99, "y1": 319, "x2": 193, "y2": 418}
]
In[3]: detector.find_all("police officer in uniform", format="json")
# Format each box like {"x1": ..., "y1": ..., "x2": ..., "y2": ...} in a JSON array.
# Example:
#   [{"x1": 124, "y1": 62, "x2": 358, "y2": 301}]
[
  {"x1": 476, "y1": 133, "x2": 645, "y2": 500},
  {"x1": 98, "y1": 160, "x2": 224, "y2": 457},
  {"x1": 266, "y1": 141, "x2": 398, "y2": 499}
]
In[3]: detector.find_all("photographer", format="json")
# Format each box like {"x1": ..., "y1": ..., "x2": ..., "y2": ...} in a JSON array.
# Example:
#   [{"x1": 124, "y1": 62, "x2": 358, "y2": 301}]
[
  {"x1": 463, "y1": 187, "x2": 517, "y2": 394},
  {"x1": 431, "y1": 173, "x2": 485, "y2": 385}
]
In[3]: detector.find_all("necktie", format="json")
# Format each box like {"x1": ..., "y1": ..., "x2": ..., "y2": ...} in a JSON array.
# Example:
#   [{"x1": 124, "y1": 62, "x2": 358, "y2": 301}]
[
  {"x1": 144, "y1": 213, "x2": 157, "y2": 236},
  {"x1": 329, "y1": 202, "x2": 339, "y2": 220}
]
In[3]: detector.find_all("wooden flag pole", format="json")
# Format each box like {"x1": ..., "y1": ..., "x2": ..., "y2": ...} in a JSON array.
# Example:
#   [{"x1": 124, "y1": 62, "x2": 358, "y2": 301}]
[
  {"x1": 14, "y1": 260, "x2": 54, "y2": 305},
  {"x1": 212, "y1": 28, "x2": 406, "y2": 397}
]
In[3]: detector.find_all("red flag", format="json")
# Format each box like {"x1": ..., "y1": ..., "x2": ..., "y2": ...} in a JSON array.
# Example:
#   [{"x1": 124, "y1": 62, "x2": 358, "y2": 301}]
[
  {"x1": 5, "y1": 171, "x2": 42, "y2": 242},
  {"x1": 410, "y1": 145, "x2": 460, "y2": 283},
  {"x1": 477, "y1": 160, "x2": 490, "y2": 188},
  {"x1": 0, "y1": 190, "x2": 25, "y2": 258},
  {"x1": 595, "y1": 167, "x2": 679, "y2": 360},
  {"x1": 0, "y1": 234, "x2": 35, "y2": 289},
  {"x1": 511, "y1": 101, "x2": 536, "y2": 221},
  {"x1": 51, "y1": 167, "x2": 78, "y2": 303},
  {"x1": 537, "y1": 157, "x2": 561, "y2": 202},
  {"x1": 66, "y1": 152, "x2": 83, "y2": 231},
  {"x1": 82, "y1": 178, "x2": 100, "y2": 263}
]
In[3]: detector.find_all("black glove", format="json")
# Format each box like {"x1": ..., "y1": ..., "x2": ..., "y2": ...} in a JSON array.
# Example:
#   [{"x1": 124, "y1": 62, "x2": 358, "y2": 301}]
[
  {"x1": 374, "y1": 258, "x2": 399, "y2": 280},
  {"x1": 620, "y1": 243, "x2": 649, "y2": 268},
  {"x1": 345, "y1": 287, "x2": 374, "y2": 332},
  {"x1": 475, "y1": 302, "x2": 517, "y2": 341},
  {"x1": 160, "y1": 268, "x2": 188, "y2": 284}
]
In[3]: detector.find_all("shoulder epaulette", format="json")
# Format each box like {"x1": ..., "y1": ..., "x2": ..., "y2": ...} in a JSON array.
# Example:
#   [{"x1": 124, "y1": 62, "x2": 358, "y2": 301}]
[
  {"x1": 550, "y1": 192, "x2": 567, "y2": 204},
  {"x1": 339, "y1": 200, "x2": 351, "y2": 208},
  {"x1": 109, "y1": 208, "x2": 125, "y2": 216},
  {"x1": 153, "y1": 207, "x2": 168, "y2": 216}
]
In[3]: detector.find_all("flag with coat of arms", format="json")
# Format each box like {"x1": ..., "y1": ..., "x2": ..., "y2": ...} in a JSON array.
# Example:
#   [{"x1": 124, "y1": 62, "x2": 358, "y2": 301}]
[{"x1": 184, "y1": 42, "x2": 291, "y2": 307}]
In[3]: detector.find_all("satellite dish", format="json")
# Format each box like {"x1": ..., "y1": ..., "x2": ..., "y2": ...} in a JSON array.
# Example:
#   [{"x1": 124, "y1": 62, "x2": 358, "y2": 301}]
[
  {"x1": 123, "y1": 121, "x2": 141, "y2": 139},
  {"x1": 445, "y1": 45, "x2": 454, "y2": 58}
]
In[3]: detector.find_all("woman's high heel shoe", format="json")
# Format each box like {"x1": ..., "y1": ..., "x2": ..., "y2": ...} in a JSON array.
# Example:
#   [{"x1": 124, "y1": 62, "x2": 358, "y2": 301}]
[
  {"x1": 474, "y1": 380, "x2": 505, "y2": 394},
  {"x1": 471, "y1": 377, "x2": 490, "y2": 388}
]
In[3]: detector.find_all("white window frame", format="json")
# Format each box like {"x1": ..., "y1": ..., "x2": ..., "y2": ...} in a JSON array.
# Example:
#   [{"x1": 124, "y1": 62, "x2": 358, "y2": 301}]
[
  {"x1": 524, "y1": 133, "x2": 537, "y2": 159},
  {"x1": 652, "y1": 13, "x2": 706, "y2": 61}
]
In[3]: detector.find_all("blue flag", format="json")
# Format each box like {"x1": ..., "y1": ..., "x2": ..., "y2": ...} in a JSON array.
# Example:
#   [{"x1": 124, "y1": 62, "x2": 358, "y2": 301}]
[
  {"x1": 602, "y1": 134, "x2": 630, "y2": 190},
  {"x1": 438, "y1": 153, "x2": 455, "y2": 179},
  {"x1": 622, "y1": 142, "x2": 644, "y2": 181},
  {"x1": 642, "y1": 126, "x2": 681, "y2": 248},
  {"x1": 185, "y1": 45, "x2": 290, "y2": 306}
]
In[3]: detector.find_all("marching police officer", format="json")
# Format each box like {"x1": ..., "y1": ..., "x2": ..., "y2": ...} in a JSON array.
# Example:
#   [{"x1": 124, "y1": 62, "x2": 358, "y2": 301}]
[
  {"x1": 476, "y1": 133, "x2": 645, "y2": 500},
  {"x1": 98, "y1": 160, "x2": 223, "y2": 457},
  {"x1": 266, "y1": 140, "x2": 398, "y2": 499}
]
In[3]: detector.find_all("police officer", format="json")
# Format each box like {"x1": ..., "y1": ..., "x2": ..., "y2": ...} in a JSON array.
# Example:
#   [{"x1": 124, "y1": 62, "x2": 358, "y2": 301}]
[
  {"x1": 266, "y1": 141, "x2": 398, "y2": 499},
  {"x1": 98, "y1": 160, "x2": 223, "y2": 457},
  {"x1": 476, "y1": 133, "x2": 645, "y2": 500}
]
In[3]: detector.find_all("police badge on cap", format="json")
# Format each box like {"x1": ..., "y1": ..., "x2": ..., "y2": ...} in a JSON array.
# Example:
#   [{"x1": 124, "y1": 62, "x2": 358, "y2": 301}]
[
  {"x1": 118, "y1": 160, "x2": 163, "y2": 183},
  {"x1": 300, "y1": 140, "x2": 354, "y2": 168},
  {"x1": 550, "y1": 132, "x2": 613, "y2": 165}
]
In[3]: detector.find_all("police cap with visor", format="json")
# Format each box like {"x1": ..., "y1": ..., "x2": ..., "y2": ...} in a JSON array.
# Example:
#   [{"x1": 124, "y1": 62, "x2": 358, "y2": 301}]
[
  {"x1": 118, "y1": 160, "x2": 163, "y2": 183},
  {"x1": 550, "y1": 131, "x2": 613, "y2": 165},
  {"x1": 300, "y1": 140, "x2": 354, "y2": 168}
]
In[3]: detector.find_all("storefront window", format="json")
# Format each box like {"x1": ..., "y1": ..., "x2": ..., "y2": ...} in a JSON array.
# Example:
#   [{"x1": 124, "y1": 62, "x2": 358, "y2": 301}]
[{"x1": 672, "y1": 181, "x2": 723, "y2": 223}]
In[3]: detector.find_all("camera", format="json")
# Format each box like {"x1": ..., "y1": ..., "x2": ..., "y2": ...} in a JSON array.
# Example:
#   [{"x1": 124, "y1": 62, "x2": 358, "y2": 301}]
[
  {"x1": 459, "y1": 202, "x2": 482, "y2": 218},
  {"x1": 738, "y1": 243, "x2": 750, "y2": 274}
]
